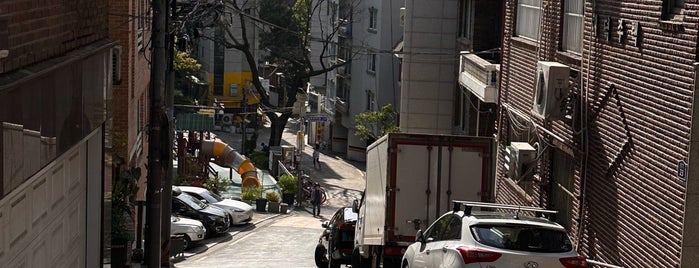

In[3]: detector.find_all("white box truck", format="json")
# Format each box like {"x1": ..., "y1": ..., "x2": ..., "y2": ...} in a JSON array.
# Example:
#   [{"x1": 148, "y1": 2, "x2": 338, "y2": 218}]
[{"x1": 351, "y1": 133, "x2": 496, "y2": 268}]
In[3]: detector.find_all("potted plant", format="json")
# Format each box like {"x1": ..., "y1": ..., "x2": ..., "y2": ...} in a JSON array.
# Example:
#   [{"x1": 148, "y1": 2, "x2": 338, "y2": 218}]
[
  {"x1": 266, "y1": 191, "x2": 281, "y2": 213},
  {"x1": 277, "y1": 174, "x2": 298, "y2": 205},
  {"x1": 240, "y1": 186, "x2": 260, "y2": 206},
  {"x1": 111, "y1": 156, "x2": 141, "y2": 268}
]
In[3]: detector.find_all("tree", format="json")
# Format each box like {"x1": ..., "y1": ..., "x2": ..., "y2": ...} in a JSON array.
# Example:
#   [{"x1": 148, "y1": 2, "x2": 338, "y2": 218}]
[
  {"x1": 354, "y1": 104, "x2": 400, "y2": 141},
  {"x1": 180, "y1": 0, "x2": 359, "y2": 147},
  {"x1": 173, "y1": 49, "x2": 204, "y2": 103}
]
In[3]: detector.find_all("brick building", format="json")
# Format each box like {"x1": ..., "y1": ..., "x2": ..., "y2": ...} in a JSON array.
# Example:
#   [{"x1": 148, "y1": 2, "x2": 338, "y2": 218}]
[
  {"x1": 0, "y1": 0, "x2": 114, "y2": 267},
  {"x1": 496, "y1": 0, "x2": 699, "y2": 267}
]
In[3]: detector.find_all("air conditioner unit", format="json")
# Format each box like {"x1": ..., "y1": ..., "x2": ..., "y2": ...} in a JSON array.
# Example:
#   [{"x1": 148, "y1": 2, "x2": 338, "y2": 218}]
[
  {"x1": 531, "y1": 61, "x2": 570, "y2": 120},
  {"x1": 504, "y1": 142, "x2": 536, "y2": 180},
  {"x1": 221, "y1": 113, "x2": 234, "y2": 125},
  {"x1": 112, "y1": 45, "x2": 123, "y2": 85}
]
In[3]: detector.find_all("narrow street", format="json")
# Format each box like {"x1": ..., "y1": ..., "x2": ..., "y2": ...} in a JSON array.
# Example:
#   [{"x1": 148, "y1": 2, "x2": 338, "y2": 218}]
[{"x1": 173, "y1": 120, "x2": 365, "y2": 267}]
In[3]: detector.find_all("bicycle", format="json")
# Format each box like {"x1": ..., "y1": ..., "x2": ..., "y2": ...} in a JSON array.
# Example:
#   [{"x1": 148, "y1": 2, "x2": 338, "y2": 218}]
[{"x1": 299, "y1": 174, "x2": 328, "y2": 205}]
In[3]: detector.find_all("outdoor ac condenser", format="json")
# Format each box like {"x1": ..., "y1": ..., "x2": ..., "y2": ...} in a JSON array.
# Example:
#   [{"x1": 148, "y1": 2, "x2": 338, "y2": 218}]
[
  {"x1": 531, "y1": 61, "x2": 570, "y2": 120},
  {"x1": 504, "y1": 142, "x2": 536, "y2": 180}
]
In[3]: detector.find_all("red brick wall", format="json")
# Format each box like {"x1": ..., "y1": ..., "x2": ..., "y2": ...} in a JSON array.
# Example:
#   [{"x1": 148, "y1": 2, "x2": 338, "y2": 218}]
[
  {"x1": 0, "y1": 0, "x2": 109, "y2": 73},
  {"x1": 109, "y1": 0, "x2": 151, "y2": 176},
  {"x1": 498, "y1": 0, "x2": 696, "y2": 267}
]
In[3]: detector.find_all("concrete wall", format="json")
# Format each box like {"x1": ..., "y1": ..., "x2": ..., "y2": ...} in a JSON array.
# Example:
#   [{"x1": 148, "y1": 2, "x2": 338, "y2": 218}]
[{"x1": 399, "y1": 0, "x2": 458, "y2": 134}]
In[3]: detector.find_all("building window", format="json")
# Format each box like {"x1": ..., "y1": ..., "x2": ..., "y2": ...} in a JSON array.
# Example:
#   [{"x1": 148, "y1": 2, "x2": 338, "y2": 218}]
[
  {"x1": 367, "y1": 53, "x2": 376, "y2": 73},
  {"x1": 562, "y1": 0, "x2": 583, "y2": 53},
  {"x1": 459, "y1": 0, "x2": 474, "y2": 39},
  {"x1": 662, "y1": 0, "x2": 685, "y2": 20},
  {"x1": 366, "y1": 90, "x2": 375, "y2": 111},
  {"x1": 515, "y1": 0, "x2": 541, "y2": 40},
  {"x1": 137, "y1": 0, "x2": 147, "y2": 51},
  {"x1": 369, "y1": 7, "x2": 378, "y2": 31}
]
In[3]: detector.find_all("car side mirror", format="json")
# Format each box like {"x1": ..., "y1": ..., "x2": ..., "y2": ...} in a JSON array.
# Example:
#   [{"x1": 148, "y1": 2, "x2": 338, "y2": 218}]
[
  {"x1": 200, "y1": 199, "x2": 208, "y2": 204},
  {"x1": 416, "y1": 230, "x2": 425, "y2": 243},
  {"x1": 352, "y1": 199, "x2": 359, "y2": 213},
  {"x1": 321, "y1": 221, "x2": 330, "y2": 229}
]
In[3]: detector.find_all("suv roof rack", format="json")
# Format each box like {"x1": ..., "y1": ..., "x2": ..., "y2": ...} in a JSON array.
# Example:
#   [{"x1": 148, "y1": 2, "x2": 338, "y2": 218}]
[{"x1": 452, "y1": 200, "x2": 558, "y2": 220}]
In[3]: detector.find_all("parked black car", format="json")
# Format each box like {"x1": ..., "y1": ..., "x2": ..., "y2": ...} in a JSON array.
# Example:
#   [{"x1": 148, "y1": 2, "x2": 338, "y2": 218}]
[
  {"x1": 315, "y1": 207, "x2": 358, "y2": 268},
  {"x1": 172, "y1": 187, "x2": 230, "y2": 237}
]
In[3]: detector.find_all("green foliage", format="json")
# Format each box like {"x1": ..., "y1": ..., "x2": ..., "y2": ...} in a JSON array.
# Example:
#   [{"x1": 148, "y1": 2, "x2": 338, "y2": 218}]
[
  {"x1": 204, "y1": 174, "x2": 232, "y2": 196},
  {"x1": 174, "y1": 50, "x2": 202, "y2": 76},
  {"x1": 249, "y1": 151, "x2": 269, "y2": 171},
  {"x1": 277, "y1": 174, "x2": 298, "y2": 195},
  {"x1": 265, "y1": 191, "x2": 281, "y2": 203},
  {"x1": 241, "y1": 186, "x2": 262, "y2": 201},
  {"x1": 354, "y1": 104, "x2": 400, "y2": 141},
  {"x1": 111, "y1": 156, "x2": 141, "y2": 243}
]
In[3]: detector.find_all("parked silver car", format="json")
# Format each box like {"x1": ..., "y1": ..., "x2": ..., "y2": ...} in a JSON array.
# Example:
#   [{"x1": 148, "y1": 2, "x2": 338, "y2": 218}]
[
  {"x1": 170, "y1": 216, "x2": 206, "y2": 249},
  {"x1": 177, "y1": 186, "x2": 254, "y2": 225}
]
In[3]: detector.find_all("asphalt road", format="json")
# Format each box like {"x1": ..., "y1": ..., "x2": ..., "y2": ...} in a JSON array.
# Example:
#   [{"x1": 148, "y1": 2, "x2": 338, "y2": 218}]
[{"x1": 173, "y1": 120, "x2": 365, "y2": 268}]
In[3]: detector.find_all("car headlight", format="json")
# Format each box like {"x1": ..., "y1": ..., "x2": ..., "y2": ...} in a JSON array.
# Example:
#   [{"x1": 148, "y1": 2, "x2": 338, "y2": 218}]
[
  {"x1": 191, "y1": 225, "x2": 203, "y2": 232},
  {"x1": 234, "y1": 209, "x2": 245, "y2": 212},
  {"x1": 207, "y1": 215, "x2": 220, "y2": 221}
]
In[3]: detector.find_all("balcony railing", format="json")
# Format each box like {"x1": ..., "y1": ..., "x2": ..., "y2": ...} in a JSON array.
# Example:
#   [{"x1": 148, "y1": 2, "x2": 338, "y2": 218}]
[{"x1": 458, "y1": 51, "x2": 500, "y2": 103}]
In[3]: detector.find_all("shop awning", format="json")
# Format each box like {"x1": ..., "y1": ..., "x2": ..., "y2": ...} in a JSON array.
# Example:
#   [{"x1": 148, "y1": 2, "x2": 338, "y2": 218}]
[{"x1": 176, "y1": 112, "x2": 214, "y2": 131}]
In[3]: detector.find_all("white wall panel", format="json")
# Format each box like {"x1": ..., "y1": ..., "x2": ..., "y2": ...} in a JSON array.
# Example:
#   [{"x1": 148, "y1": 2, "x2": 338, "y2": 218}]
[
  {"x1": 0, "y1": 204, "x2": 5, "y2": 264},
  {"x1": 31, "y1": 175, "x2": 48, "y2": 227},
  {"x1": 1, "y1": 137, "x2": 88, "y2": 267},
  {"x1": 51, "y1": 164, "x2": 66, "y2": 208}
]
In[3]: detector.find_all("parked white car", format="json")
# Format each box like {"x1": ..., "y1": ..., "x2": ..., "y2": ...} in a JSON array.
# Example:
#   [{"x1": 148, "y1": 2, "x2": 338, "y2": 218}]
[
  {"x1": 402, "y1": 201, "x2": 588, "y2": 268},
  {"x1": 177, "y1": 186, "x2": 254, "y2": 225},
  {"x1": 170, "y1": 216, "x2": 206, "y2": 249}
]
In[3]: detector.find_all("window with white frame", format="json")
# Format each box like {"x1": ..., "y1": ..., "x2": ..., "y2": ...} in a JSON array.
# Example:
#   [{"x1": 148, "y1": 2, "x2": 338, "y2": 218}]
[
  {"x1": 137, "y1": 0, "x2": 146, "y2": 51},
  {"x1": 366, "y1": 90, "x2": 375, "y2": 111},
  {"x1": 369, "y1": 7, "x2": 377, "y2": 31},
  {"x1": 562, "y1": 0, "x2": 583, "y2": 53},
  {"x1": 458, "y1": 0, "x2": 474, "y2": 39},
  {"x1": 515, "y1": 0, "x2": 541, "y2": 40},
  {"x1": 367, "y1": 53, "x2": 376, "y2": 73}
]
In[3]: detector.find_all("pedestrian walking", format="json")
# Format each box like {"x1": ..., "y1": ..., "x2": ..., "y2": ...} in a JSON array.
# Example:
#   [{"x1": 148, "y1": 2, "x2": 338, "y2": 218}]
[
  {"x1": 311, "y1": 182, "x2": 322, "y2": 217},
  {"x1": 313, "y1": 143, "x2": 321, "y2": 169}
]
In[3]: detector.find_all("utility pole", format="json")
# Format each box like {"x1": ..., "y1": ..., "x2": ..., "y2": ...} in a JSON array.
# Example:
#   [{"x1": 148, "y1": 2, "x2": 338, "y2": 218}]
[
  {"x1": 160, "y1": 0, "x2": 176, "y2": 265},
  {"x1": 242, "y1": 87, "x2": 247, "y2": 154},
  {"x1": 145, "y1": 0, "x2": 168, "y2": 266}
]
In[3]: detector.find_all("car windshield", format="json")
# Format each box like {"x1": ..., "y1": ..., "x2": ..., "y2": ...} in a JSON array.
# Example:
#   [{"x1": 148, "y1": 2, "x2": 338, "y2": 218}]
[
  {"x1": 203, "y1": 190, "x2": 224, "y2": 202},
  {"x1": 470, "y1": 224, "x2": 573, "y2": 253},
  {"x1": 178, "y1": 193, "x2": 207, "y2": 210}
]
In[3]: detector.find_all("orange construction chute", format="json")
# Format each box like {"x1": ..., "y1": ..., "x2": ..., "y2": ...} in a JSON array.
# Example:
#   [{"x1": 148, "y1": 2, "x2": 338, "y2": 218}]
[{"x1": 201, "y1": 139, "x2": 260, "y2": 189}]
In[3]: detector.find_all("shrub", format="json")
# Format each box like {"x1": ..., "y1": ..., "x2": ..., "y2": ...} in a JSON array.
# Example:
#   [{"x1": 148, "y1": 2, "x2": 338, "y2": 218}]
[
  {"x1": 265, "y1": 191, "x2": 281, "y2": 203},
  {"x1": 277, "y1": 174, "x2": 298, "y2": 195},
  {"x1": 241, "y1": 186, "x2": 261, "y2": 201},
  {"x1": 248, "y1": 151, "x2": 269, "y2": 171},
  {"x1": 204, "y1": 174, "x2": 231, "y2": 195}
]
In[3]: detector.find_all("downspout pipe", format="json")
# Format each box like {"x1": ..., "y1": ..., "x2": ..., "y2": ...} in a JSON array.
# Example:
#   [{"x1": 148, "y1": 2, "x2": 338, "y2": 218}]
[{"x1": 201, "y1": 139, "x2": 260, "y2": 189}]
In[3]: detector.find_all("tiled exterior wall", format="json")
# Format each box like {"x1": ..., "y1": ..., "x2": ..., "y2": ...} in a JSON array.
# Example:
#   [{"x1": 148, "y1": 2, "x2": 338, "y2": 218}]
[{"x1": 497, "y1": 0, "x2": 698, "y2": 267}]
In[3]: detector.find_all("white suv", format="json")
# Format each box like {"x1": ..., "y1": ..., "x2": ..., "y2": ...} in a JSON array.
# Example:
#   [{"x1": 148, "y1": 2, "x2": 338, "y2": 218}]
[{"x1": 402, "y1": 201, "x2": 588, "y2": 268}]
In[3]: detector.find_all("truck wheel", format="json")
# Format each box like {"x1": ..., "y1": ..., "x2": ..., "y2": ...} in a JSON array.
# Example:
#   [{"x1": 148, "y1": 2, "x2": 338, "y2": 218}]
[
  {"x1": 328, "y1": 257, "x2": 341, "y2": 268},
  {"x1": 315, "y1": 245, "x2": 329, "y2": 268},
  {"x1": 352, "y1": 247, "x2": 370, "y2": 268}
]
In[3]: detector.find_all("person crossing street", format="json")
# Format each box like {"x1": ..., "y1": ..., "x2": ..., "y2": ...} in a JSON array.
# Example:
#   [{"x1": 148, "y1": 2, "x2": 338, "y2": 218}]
[{"x1": 313, "y1": 143, "x2": 321, "y2": 170}]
